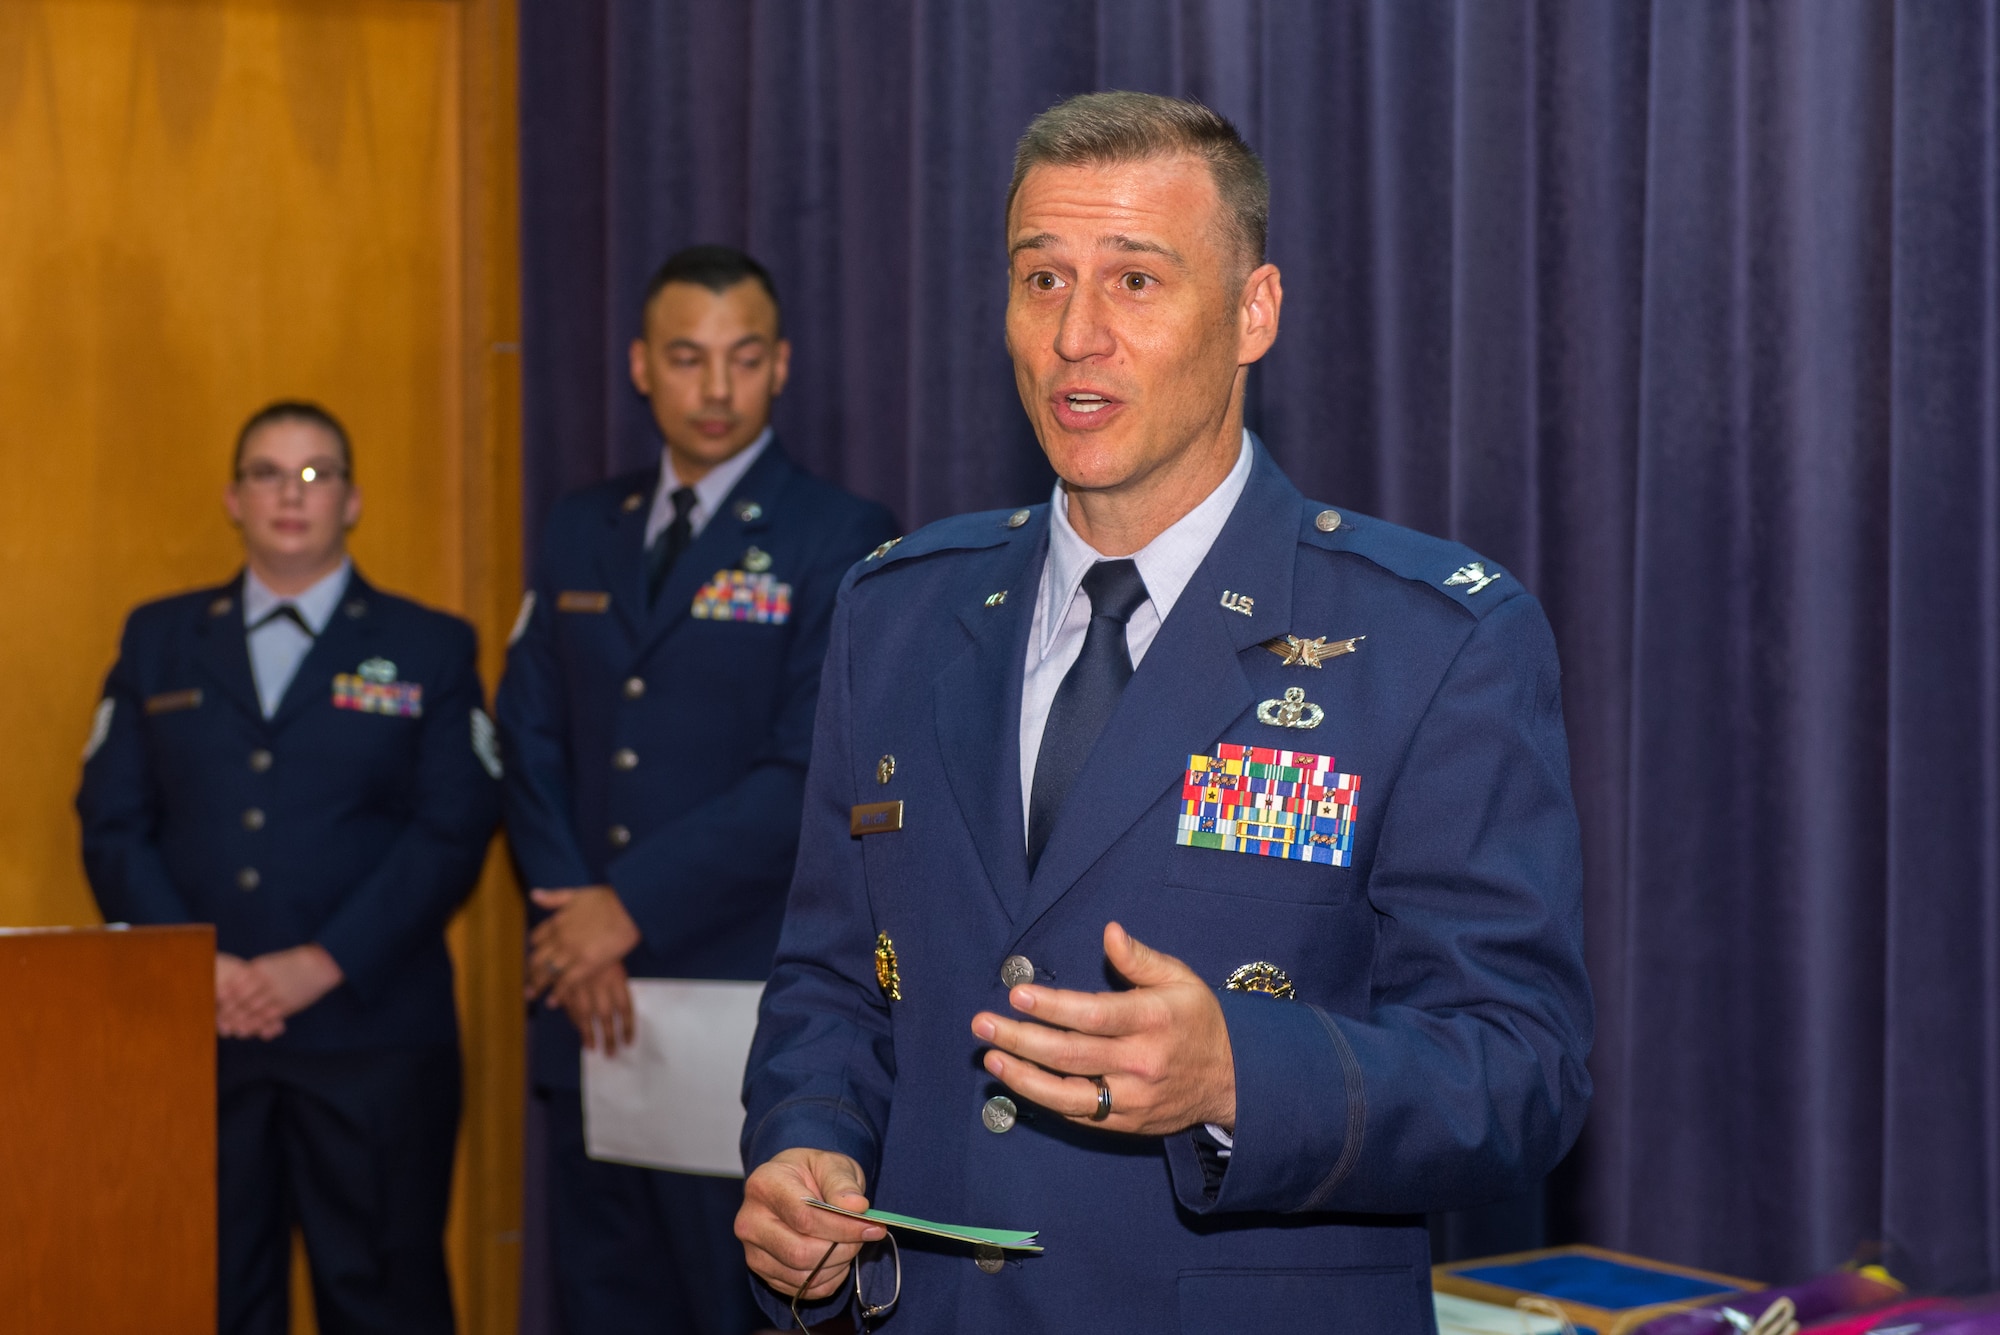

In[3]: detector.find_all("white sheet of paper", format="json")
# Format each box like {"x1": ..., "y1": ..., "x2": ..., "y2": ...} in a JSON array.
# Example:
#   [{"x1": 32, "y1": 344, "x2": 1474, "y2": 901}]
[
  {"x1": 581, "y1": 977, "x2": 765, "y2": 1177},
  {"x1": 1432, "y1": 1292, "x2": 1567, "y2": 1335}
]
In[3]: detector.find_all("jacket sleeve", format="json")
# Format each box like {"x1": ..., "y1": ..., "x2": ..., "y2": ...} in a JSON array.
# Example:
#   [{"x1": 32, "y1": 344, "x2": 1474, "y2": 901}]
[
  {"x1": 496, "y1": 511, "x2": 596, "y2": 892},
  {"x1": 739, "y1": 574, "x2": 898, "y2": 1175},
  {"x1": 314, "y1": 620, "x2": 502, "y2": 1001},
  {"x1": 738, "y1": 567, "x2": 903, "y2": 1331},
  {"x1": 1166, "y1": 593, "x2": 1595, "y2": 1216},
  {"x1": 604, "y1": 504, "x2": 900, "y2": 959},
  {"x1": 76, "y1": 616, "x2": 196, "y2": 926}
]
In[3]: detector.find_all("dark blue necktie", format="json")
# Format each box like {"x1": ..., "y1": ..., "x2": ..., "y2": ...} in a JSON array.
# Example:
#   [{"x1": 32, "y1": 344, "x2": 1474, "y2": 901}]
[
  {"x1": 251, "y1": 604, "x2": 314, "y2": 638},
  {"x1": 646, "y1": 486, "x2": 698, "y2": 607},
  {"x1": 1028, "y1": 558, "x2": 1150, "y2": 870}
]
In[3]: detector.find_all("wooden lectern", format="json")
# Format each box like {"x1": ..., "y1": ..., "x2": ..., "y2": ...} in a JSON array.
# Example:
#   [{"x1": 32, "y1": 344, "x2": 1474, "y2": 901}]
[{"x1": 0, "y1": 925, "x2": 215, "y2": 1333}]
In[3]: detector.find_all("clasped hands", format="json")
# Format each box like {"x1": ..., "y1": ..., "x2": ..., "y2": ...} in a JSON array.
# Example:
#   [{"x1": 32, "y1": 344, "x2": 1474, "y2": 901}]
[
  {"x1": 525, "y1": 885, "x2": 641, "y2": 1055},
  {"x1": 736, "y1": 921, "x2": 1235, "y2": 1302},
  {"x1": 214, "y1": 945, "x2": 343, "y2": 1040}
]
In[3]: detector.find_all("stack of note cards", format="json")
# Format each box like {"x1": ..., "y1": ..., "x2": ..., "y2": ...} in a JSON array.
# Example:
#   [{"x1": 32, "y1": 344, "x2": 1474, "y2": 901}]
[{"x1": 1432, "y1": 1245, "x2": 1759, "y2": 1334}]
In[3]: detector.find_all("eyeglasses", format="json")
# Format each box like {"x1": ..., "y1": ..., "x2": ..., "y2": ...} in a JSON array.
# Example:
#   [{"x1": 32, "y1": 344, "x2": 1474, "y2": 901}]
[
  {"x1": 791, "y1": 1234, "x2": 900, "y2": 1332},
  {"x1": 235, "y1": 462, "x2": 348, "y2": 490}
]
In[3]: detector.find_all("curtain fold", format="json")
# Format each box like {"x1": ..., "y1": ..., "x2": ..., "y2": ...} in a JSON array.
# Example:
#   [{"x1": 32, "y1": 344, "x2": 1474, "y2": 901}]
[{"x1": 519, "y1": 0, "x2": 2000, "y2": 1306}]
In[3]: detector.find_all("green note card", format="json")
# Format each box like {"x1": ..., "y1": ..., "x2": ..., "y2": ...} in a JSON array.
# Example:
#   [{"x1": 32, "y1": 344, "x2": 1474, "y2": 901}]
[{"x1": 803, "y1": 1198, "x2": 1042, "y2": 1252}]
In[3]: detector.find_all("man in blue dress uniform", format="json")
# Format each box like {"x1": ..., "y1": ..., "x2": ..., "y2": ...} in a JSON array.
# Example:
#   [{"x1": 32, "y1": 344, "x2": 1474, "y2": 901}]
[
  {"x1": 736, "y1": 94, "x2": 1595, "y2": 1331},
  {"x1": 77, "y1": 401, "x2": 501, "y2": 1334},
  {"x1": 497, "y1": 246, "x2": 898, "y2": 1333}
]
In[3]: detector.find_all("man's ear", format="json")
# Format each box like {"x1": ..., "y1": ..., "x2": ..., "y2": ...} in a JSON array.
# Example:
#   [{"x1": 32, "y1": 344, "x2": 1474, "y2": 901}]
[
  {"x1": 224, "y1": 481, "x2": 244, "y2": 528},
  {"x1": 628, "y1": 337, "x2": 651, "y2": 395},
  {"x1": 770, "y1": 338, "x2": 793, "y2": 399},
  {"x1": 1236, "y1": 262, "x2": 1283, "y2": 366},
  {"x1": 342, "y1": 483, "x2": 364, "y2": 531}
]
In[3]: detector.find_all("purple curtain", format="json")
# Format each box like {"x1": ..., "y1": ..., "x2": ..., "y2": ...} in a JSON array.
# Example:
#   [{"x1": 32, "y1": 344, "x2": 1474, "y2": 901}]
[{"x1": 518, "y1": 0, "x2": 2000, "y2": 1321}]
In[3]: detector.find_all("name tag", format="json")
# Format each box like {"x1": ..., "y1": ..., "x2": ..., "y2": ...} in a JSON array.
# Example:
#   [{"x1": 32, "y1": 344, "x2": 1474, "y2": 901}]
[
  {"x1": 849, "y1": 801, "x2": 904, "y2": 837},
  {"x1": 557, "y1": 590, "x2": 612, "y2": 614},
  {"x1": 144, "y1": 688, "x2": 203, "y2": 715}
]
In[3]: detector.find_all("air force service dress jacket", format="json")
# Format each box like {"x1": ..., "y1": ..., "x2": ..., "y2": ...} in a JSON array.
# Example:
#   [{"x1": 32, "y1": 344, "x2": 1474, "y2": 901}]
[
  {"x1": 76, "y1": 571, "x2": 501, "y2": 1050},
  {"x1": 498, "y1": 441, "x2": 899, "y2": 1088},
  {"x1": 743, "y1": 440, "x2": 1595, "y2": 1331}
]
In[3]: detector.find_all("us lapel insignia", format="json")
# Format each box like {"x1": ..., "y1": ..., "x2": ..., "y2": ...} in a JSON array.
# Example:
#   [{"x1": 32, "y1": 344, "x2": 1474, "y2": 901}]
[
  {"x1": 208, "y1": 596, "x2": 234, "y2": 618},
  {"x1": 874, "y1": 932, "x2": 903, "y2": 1002},
  {"x1": 621, "y1": 492, "x2": 644, "y2": 513},
  {"x1": 1256, "y1": 686, "x2": 1324, "y2": 729},
  {"x1": 691, "y1": 570, "x2": 792, "y2": 624},
  {"x1": 1444, "y1": 561, "x2": 1502, "y2": 595},
  {"x1": 1219, "y1": 589, "x2": 1254, "y2": 617},
  {"x1": 1261, "y1": 634, "x2": 1364, "y2": 668},
  {"x1": 1224, "y1": 962, "x2": 1296, "y2": 1000},
  {"x1": 984, "y1": 591, "x2": 1007, "y2": 607},
  {"x1": 734, "y1": 499, "x2": 764, "y2": 522},
  {"x1": 741, "y1": 546, "x2": 773, "y2": 574},
  {"x1": 1177, "y1": 743, "x2": 1360, "y2": 866}
]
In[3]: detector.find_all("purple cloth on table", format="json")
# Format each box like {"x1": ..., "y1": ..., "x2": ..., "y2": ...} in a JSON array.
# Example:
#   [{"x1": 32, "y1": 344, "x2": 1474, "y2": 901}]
[{"x1": 1632, "y1": 1271, "x2": 1904, "y2": 1335}]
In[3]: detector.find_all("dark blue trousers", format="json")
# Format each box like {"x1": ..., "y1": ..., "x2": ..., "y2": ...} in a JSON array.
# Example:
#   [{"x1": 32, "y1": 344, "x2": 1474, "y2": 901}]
[
  {"x1": 218, "y1": 1043, "x2": 460, "y2": 1335},
  {"x1": 540, "y1": 1087, "x2": 764, "y2": 1335}
]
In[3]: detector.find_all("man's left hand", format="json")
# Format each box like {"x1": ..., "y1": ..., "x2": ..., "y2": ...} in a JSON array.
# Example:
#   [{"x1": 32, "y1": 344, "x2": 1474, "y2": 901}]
[
  {"x1": 527, "y1": 887, "x2": 641, "y2": 1006},
  {"x1": 972, "y1": 921, "x2": 1236, "y2": 1136},
  {"x1": 249, "y1": 944, "x2": 345, "y2": 1020}
]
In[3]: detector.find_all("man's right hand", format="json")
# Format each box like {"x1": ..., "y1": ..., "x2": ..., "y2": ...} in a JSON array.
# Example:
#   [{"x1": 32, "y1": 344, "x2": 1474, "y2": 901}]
[
  {"x1": 558, "y1": 958, "x2": 636, "y2": 1056},
  {"x1": 215, "y1": 952, "x2": 286, "y2": 1040},
  {"x1": 736, "y1": 1148, "x2": 886, "y2": 1302}
]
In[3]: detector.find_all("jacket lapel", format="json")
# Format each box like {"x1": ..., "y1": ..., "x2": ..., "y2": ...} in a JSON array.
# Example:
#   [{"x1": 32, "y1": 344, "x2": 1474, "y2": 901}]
[
  {"x1": 269, "y1": 570, "x2": 378, "y2": 731},
  {"x1": 932, "y1": 520, "x2": 1046, "y2": 922},
  {"x1": 633, "y1": 444, "x2": 795, "y2": 657},
  {"x1": 599, "y1": 469, "x2": 657, "y2": 641},
  {"x1": 1011, "y1": 449, "x2": 1303, "y2": 938},
  {"x1": 193, "y1": 574, "x2": 264, "y2": 725}
]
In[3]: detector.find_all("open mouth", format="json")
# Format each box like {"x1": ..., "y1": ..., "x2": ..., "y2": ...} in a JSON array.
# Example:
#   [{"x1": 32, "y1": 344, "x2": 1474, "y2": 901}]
[{"x1": 1064, "y1": 392, "x2": 1111, "y2": 414}]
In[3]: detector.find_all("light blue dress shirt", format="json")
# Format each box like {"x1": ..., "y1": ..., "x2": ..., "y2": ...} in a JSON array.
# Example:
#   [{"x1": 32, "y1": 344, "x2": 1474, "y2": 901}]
[
  {"x1": 643, "y1": 426, "x2": 773, "y2": 548},
  {"x1": 243, "y1": 559, "x2": 351, "y2": 718}
]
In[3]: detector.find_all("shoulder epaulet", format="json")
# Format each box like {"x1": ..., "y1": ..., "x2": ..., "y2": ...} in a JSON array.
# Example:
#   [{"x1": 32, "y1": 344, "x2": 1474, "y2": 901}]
[
  {"x1": 851, "y1": 504, "x2": 1041, "y2": 582},
  {"x1": 1296, "y1": 502, "x2": 1522, "y2": 619}
]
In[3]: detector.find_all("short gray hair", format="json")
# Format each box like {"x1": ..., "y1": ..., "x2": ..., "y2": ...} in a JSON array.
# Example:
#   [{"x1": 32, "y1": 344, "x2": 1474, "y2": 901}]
[{"x1": 1006, "y1": 91, "x2": 1270, "y2": 276}]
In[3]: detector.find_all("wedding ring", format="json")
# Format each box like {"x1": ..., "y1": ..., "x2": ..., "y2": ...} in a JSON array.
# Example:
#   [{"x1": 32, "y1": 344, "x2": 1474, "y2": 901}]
[{"x1": 1089, "y1": 1076, "x2": 1112, "y2": 1122}]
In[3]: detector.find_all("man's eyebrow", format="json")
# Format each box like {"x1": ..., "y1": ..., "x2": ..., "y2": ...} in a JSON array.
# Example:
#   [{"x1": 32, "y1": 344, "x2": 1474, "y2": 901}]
[
  {"x1": 664, "y1": 334, "x2": 772, "y2": 352},
  {"x1": 1103, "y1": 234, "x2": 1187, "y2": 269},
  {"x1": 1008, "y1": 231, "x2": 1189, "y2": 270}
]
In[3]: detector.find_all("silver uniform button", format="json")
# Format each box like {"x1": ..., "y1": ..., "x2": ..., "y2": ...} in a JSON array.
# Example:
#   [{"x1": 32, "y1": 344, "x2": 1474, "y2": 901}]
[
  {"x1": 612, "y1": 748, "x2": 638, "y2": 771},
  {"x1": 981, "y1": 1095, "x2": 1017, "y2": 1134},
  {"x1": 242, "y1": 808, "x2": 265, "y2": 831},
  {"x1": 1005, "y1": 509, "x2": 1030, "y2": 529},
  {"x1": 237, "y1": 867, "x2": 260, "y2": 892},
  {"x1": 248, "y1": 749, "x2": 273, "y2": 773},
  {"x1": 999, "y1": 955, "x2": 1034, "y2": 989},
  {"x1": 1315, "y1": 509, "x2": 1342, "y2": 532},
  {"x1": 974, "y1": 1245, "x2": 1006, "y2": 1274},
  {"x1": 623, "y1": 676, "x2": 646, "y2": 700},
  {"x1": 608, "y1": 824, "x2": 631, "y2": 848}
]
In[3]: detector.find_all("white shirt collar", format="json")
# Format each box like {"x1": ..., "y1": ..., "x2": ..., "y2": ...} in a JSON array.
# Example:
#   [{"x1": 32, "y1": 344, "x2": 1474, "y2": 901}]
[
  {"x1": 647, "y1": 426, "x2": 774, "y2": 546},
  {"x1": 242, "y1": 558, "x2": 352, "y2": 635},
  {"x1": 1037, "y1": 430, "x2": 1254, "y2": 659}
]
